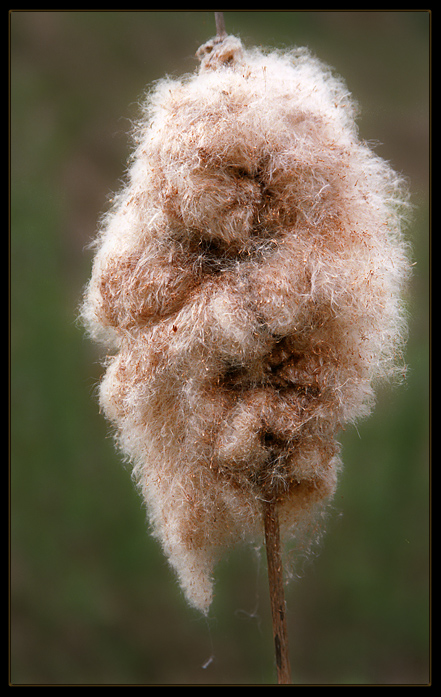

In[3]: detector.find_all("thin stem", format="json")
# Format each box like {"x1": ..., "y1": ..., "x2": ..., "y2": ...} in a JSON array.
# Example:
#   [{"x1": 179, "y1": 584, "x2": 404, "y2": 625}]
[
  {"x1": 214, "y1": 12, "x2": 227, "y2": 39},
  {"x1": 263, "y1": 499, "x2": 292, "y2": 685}
]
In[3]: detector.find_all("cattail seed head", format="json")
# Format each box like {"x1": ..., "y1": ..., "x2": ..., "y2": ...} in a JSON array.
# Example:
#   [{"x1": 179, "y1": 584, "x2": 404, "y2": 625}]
[{"x1": 81, "y1": 35, "x2": 411, "y2": 612}]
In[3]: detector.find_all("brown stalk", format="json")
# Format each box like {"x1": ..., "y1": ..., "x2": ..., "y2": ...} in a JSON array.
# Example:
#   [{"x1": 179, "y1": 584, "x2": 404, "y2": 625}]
[
  {"x1": 263, "y1": 499, "x2": 292, "y2": 685},
  {"x1": 214, "y1": 11, "x2": 227, "y2": 40},
  {"x1": 212, "y1": 13, "x2": 290, "y2": 683}
]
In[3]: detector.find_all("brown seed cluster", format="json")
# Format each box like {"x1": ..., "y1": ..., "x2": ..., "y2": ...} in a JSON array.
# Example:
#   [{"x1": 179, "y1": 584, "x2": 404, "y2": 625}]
[{"x1": 81, "y1": 35, "x2": 411, "y2": 611}]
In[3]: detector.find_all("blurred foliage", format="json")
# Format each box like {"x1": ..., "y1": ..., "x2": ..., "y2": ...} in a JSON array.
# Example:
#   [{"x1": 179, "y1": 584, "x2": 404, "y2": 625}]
[{"x1": 10, "y1": 10, "x2": 430, "y2": 685}]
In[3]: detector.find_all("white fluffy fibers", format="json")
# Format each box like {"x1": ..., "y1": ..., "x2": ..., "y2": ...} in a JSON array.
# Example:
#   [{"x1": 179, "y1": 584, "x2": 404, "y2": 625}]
[{"x1": 81, "y1": 35, "x2": 411, "y2": 613}]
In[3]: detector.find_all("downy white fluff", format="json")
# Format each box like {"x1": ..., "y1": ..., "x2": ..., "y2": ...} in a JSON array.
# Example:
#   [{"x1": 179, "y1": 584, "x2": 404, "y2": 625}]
[{"x1": 81, "y1": 35, "x2": 411, "y2": 612}]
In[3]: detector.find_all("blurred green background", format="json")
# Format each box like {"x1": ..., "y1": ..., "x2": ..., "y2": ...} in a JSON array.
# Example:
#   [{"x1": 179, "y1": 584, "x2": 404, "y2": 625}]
[{"x1": 10, "y1": 11, "x2": 430, "y2": 685}]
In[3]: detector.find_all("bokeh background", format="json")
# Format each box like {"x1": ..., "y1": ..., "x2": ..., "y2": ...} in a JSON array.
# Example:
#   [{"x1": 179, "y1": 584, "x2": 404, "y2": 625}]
[{"x1": 10, "y1": 10, "x2": 430, "y2": 685}]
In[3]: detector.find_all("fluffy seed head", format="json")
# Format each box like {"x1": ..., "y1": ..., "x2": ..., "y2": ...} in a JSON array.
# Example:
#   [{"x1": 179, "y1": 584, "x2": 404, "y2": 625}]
[{"x1": 81, "y1": 35, "x2": 411, "y2": 612}]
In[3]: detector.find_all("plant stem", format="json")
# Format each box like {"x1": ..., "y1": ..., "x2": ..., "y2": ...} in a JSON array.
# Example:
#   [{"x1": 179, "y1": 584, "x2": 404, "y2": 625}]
[
  {"x1": 214, "y1": 12, "x2": 227, "y2": 39},
  {"x1": 263, "y1": 499, "x2": 292, "y2": 685}
]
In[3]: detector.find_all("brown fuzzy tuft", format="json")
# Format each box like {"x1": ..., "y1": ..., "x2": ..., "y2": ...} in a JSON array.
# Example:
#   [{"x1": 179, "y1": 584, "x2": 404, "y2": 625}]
[{"x1": 81, "y1": 35, "x2": 411, "y2": 612}]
